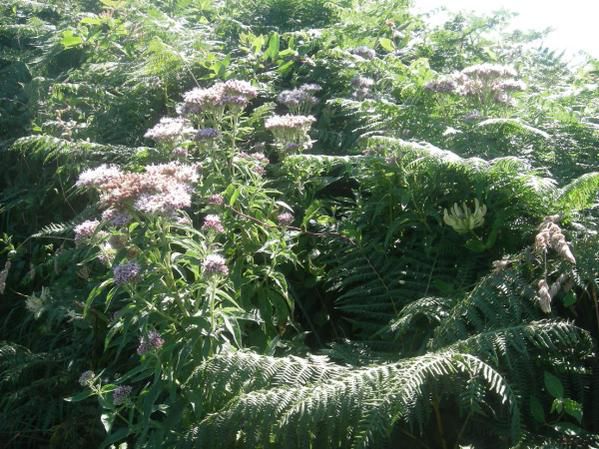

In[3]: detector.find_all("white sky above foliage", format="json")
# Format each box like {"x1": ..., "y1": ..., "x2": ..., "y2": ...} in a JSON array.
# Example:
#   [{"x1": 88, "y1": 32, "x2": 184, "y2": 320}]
[{"x1": 413, "y1": 0, "x2": 599, "y2": 60}]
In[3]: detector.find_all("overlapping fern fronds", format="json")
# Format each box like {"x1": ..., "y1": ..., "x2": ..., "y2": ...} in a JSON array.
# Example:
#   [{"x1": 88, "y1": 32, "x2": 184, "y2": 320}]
[
  {"x1": 181, "y1": 298, "x2": 592, "y2": 449},
  {"x1": 185, "y1": 349, "x2": 519, "y2": 449},
  {"x1": 8, "y1": 135, "x2": 154, "y2": 165}
]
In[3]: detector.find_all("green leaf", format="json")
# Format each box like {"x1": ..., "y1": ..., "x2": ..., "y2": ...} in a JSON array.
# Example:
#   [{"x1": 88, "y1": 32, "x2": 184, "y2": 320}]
[
  {"x1": 228, "y1": 187, "x2": 240, "y2": 206},
  {"x1": 551, "y1": 398, "x2": 564, "y2": 414},
  {"x1": 263, "y1": 33, "x2": 280, "y2": 61},
  {"x1": 251, "y1": 34, "x2": 266, "y2": 53},
  {"x1": 544, "y1": 371, "x2": 564, "y2": 398},
  {"x1": 101, "y1": 411, "x2": 116, "y2": 433},
  {"x1": 64, "y1": 389, "x2": 94, "y2": 403},
  {"x1": 379, "y1": 38, "x2": 395, "y2": 52},
  {"x1": 80, "y1": 17, "x2": 103, "y2": 26},
  {"x1": 221, "y1": 313, "x2": 242, "y2": 347},
  {"x1": 563, "y1": 398, "x2": 583, "y2": 423},
  {"x1": 562, "y1": 291, "x2": 577, "y2": 307},
  {"x1": 100, "y1": 0, "x2": 123, "y2": 7},
  {"x1": 277, "y1": 60, "x2": 295, "y2": 76},
  {"x1": 61, "y1": 30, "x2": 84, "y2": 49},
  {"x1": 100, "y1": 427, "x2": 129, "y2": 449},
  {"x1": 530, "y1": 396, "x2": 545, "y2": 423},
  {"x1": 84, "y1": 279, "x2": 114, "y2": 317}
]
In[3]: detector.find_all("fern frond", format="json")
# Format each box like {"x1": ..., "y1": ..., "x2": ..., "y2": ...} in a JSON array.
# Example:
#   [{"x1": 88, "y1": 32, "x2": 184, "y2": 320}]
[
  {"x1": 383, "y1": 296, "x2": 457, "y2": 353},
  {"x1": 432, "y1": 266, "x2": 539, "y2": 348},
  {"x1": 30, "y1": 220, "x2": 79, "y2": 238},
  {"x1": 326, "y1": 243, "x2": 478, "y2": 336},
  {"x1": 186, "y1": 349, "x2": 348, "y2": 411},
  {"x1": 557, "y1": 172, "x2": 599, "y2": 214},
  {"x1": 448, "y1": 320, "x2": 594, "y2": 366},
  {"x1": 477, "y1": 118, "x2": 551, "y2": 140},
  {"x1": 189, "y1": 350, "x2": 518, "y2": 449},
  {"x1": 8, "y1": 135, "x2": 154, "y2": 165}
]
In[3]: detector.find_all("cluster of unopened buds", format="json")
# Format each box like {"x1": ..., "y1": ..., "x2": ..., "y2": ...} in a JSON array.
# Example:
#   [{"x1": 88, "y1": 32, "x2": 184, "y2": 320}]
[
  {"x1": 113, "y1": 261, "x2": 142, "y2": 285},
  {"x1": 202, "y1": 214, "x2": 224, "y2": 233},
  {"x1": 534, "y1": 216, "x2": 576, "y2": 264},
  {"x1": 194, "y1": 127, "x2": 220, "y2": 142},
  {"x1": 351, "y1": 75, "x2": 375, "y2": 100},
  {"x1": 207, "y1": 194, "x2": 224, "y2": 206},
  {"x1": 113, "y1": 385, "x2": 133, "y2": 406},
  {"x1": 350, "y1": 46, "x2": 376, "y2": 60},
  {"x1": 426, "y1": 63, "x2": 525, "y2": 107},
  {"x1": 277, "y1": 84, "x2": 321, "y2": 115},
  {"x1": 533, "y1": 216, "x2": 576, "y2": 313},
  {"x1": 78, "y1": 370, "x2": 95, "y2": 387},
  {"x1": 136, "y1": 330, "x2": 165, "y2": 355},
  {"x1": 277, "y1": 212, "x2": 294, "y2": 226},
  {"x1": 443, "y1": 199, "x2": 487, "y2": 234},
  {"x1": 537, "y1": 274, "x2": 573, "y2": 314},
  {"x1": 74, "y1": 219, "x2": 101, "y2": 241}
]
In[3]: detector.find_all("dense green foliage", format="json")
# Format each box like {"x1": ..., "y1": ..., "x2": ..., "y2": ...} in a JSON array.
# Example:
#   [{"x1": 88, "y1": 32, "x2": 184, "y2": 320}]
[{"x1": 1, "y1": 1, "x2": 599, "y2": 448}]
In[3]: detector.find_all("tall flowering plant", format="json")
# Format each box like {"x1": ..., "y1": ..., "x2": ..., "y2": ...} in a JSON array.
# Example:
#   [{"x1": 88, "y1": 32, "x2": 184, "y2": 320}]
[
  {"x1": 69, "y1": 79, "x2": 307, "y2": 445},
  {"x1": 265, "y1": 83, "x2": 320, "y2": 155}
]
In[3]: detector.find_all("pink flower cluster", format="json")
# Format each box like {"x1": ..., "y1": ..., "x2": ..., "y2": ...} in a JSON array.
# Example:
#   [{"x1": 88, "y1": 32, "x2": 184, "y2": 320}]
[
  {"x1": 136, "y1": 330, "x2": 165, "y2": 355},
  {"x1": 113, "y1": 261, "x2": 141, "y2": 285},
  {"x1": 144, "y1": 117, "x2": 195, "y2": 142},
  {"x1": 182, "y1": 80, "x2": 258, "y2": 115},
  {"x1": 426, "y1": 64, "x2": 525, "y2": 106},
  {"x1": 265, "y1": 114, "x2": 316, "y2": 152},
  {"x1": 265, "y1": 114, "x2": 316, "y2": 131},
  {"x1": 277, "y1": 84, "x2": 320, "y2": 114},
  {"x1": 76, "y1": 164, "x2": 122, "y2": 188},
  {"x1": 202, "y1": 214, "x2": 224, "y2": 233},
  {"x1": 207, "y1": 194, "x2": 224, "y2": 206},
  {"x1": 277, "y1": 212, "x2": 294, "y2": 226},
  {"x1": 351, "y1": 76, "x2": 375, "y2": 100},
  {"x1": 113, "y1": 385, "x2": 132, "y2": 405},
  {"x1": 76, "y1": 162, "x2": 200, "y2": 217},
  {"x1": 202, "y1": 254, "x2": 229, "y2": 277},
  {"x1": 74, "y1": 219, "x2": 100, "y2": 241}
]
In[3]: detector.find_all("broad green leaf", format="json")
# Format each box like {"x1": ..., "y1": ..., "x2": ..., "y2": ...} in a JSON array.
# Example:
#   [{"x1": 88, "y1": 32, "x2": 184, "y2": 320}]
[
  {"x1": 61, "y1": 30, "x2": 84, "y2": 49},
  {"x1": 80, "y1": 17, "x2": 103, "y2": 26},
  {"x1": 544, "y1": 371, "x2": 564, "y2": 398},
  {"x1": 562, "y1": 291, "x2": 577, "y2": 307},
  {"x1": 563, "y1": 398, "x2": 583, "y2": 423},
  {"x1": 263, "y1": 33, "x2": 280, "y2": 61},
  {"x1": 529, "y1": 396, "x2": 545, "y2": 423},
  {"x1": 551, "y1": 398, "x2": 564, "y2": 413},
  {"x1": 64, "y1": 389, "x2": 94, "y2": 402},
  {"x1": 101, "y1": 411, "x2": 116, "y2": 433},
  {"x1": 100, "y1": 427, "x2": 129, "y2": 449},
  {"x1": 379, "y1": 37, "x2": 395, "y2": 52}
]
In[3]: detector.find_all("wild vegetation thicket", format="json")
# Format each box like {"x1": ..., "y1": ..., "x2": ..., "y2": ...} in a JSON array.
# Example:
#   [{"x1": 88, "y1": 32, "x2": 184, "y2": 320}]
[{"x1": 1, "y1": 1, "x2": 599, "y2": 448}]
